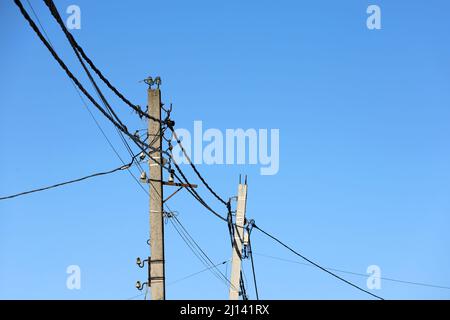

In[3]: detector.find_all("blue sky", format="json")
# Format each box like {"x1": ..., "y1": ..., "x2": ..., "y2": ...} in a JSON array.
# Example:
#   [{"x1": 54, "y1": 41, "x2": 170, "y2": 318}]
[{"x1": 1, "y1": 0, "x2": 450, "y2": 299}]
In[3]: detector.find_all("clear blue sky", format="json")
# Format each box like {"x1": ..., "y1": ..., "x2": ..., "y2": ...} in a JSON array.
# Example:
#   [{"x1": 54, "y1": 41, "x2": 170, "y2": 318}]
[{"x1": 1, "y1": 0, "x2": 450, "y2": 299}]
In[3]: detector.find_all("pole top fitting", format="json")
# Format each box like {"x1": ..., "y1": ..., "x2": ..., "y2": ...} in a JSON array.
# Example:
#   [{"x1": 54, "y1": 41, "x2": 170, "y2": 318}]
[
  {"x1": 154, "y1": 76, "x2": 162, "y2": 88},
  {"x1": 142, "y1": 76, "x2": 162, "y2": 89}
]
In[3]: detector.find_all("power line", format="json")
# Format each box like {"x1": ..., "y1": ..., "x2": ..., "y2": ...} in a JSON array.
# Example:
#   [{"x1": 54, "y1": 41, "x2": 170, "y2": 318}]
[
  {"x1": 18, "y1": 0, "x2": 227, "y2": 227},
  {"x1": 255, "y1": 252, "x2": 450, "y2": 291},
  {"x1": 166, "y1": 142, "x2": 228, "y2": 222},
  {"x1": 167, "y1": 214, "x2": 236, "y2": 290},
  {"x1": 44, "y1": 0, "x2": 127, "y2": 130},
  {"x1": 14, "y1": 0, "x2": 159, "y2": 162},
  {"x1": 123, "y1": 63, "x2": 406, "y2": 300},
  {"x1": 168, "y1": 260, "x2": 229, "y2": 286},
  {"x1": 17, "y1": 1, "x2": 389, "y2": 301},
  {"x1": 148, "y1": 133, "x2": 237, "y2": 293},
  {"x1": 24, "y1": 0, "x2": 150, "y2": 198},
  {"x1": 142, "y1": 152, "x2": 231, "y2": 291},
  {"x1": 127, "y1": 260, "x2": 230, "y2": 300},
  {"x1": 253, "y1": 224, "x2": 384, "y2": 300},
  {"x1": 45, "y1": 0, "x2": 151, "y2": 167},
  {"x1": 169, "y1": 127, "x2": 228, "y2": 207},
  {"x1": 172, "y1": 214, "x2": 236, "y2": 290},
  {"x1": 239, "y1": 270, "x2": 248, "y2": 300},
  {"x1": 43, "y1": 0, "x2": 151, "y2": 183},
  {"x1": 15, "y1": 0, "x2": 125, "y2": 135},
  {"x1": 16, "y1": 0, "x2": 177, "y2": 212},
  {"x1": 161, "y1": 131, "x2": 244, "y2": 295},
  {"x1": 32, "y1": 0, "x2": 229, "y2": 275},
  {"x1": 19, "y1": 0, "x2": 173, "y2": 204},
  {"x1": 152, "y1": 137, "x2": 226, "y2": 225},
  {"x1": 247, "y1": 231, "x2": 260, "y2": 299},
  {"x1": 43, "y1": 0, "x2": 160, "y2": 123},
  {"x1": 23, "y1": 1, "x2": 213, "y2": 217},
  {"x1": 0, "y1": 158, "x2": 135, "y2": 201},
  {"x1": 163, "y1": 130, "x2": 226, "y2": 222},
  {"x1": 127, "y1": 292, "x2": 145, "y2": 300}
]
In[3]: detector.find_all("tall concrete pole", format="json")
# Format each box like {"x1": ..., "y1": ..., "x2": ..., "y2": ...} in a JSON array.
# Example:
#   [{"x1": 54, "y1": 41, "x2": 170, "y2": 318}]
[
  {"x1": 229, "y1": 181, "x2": 248, "y2": 300},
  {"x1": 148, "y1": 86, "x2": 165, "y2": 300}
]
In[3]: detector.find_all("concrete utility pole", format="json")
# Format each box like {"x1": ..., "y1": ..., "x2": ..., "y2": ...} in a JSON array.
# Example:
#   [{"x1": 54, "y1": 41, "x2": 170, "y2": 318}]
[
  {"x1": 229, "y1": 178, "x2": 248, "y2": 300},
  {"x1": 148, "y1": 83, "x2": 165, "y2": 300}
]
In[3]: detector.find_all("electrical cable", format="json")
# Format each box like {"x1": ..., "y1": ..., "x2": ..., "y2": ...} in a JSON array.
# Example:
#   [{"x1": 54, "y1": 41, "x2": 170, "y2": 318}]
[
  {"x1": 168, "y1": 215, "x2": 235, "y2": 290},
  {"x1": 17, "y1": 2, "x2": 384, "y2": 302},
  {"x1": 173, "y1": 214, "x2": 231, "y2": 287},
  {"x1": 239, "y1": 270, "x2": 248, "y2": 300},
  {"x1": 254, "y1": 252, "x2": 450, "y2": 291},
  {"x1": 18, "y1": 1, "x2": 227, "y2": 227},
  {"x1": 44, "y1": 0, "x2": 146, "y2": 175},
  {"x1": 23, "y1": 0, "x2": 148, "y2": 198},
  {"x1": 247, "y1": 232, "x2": 260, "y2": 299},
  {"x1": 17, "y1": 0, "x2": 177, "y2": 212},
  {"x1": 0, "y1": 157, "x2": 136, "y2": 201},
  {"x1": 43, "y1": 0, "x2": 160, "y2": 123},
  {"x1": 127, "y1": 260, "x2": 229, "y2": 300},
  {"x1": 169, "y1": 127, "x2": 228, "y2": 206},
  {"x1": 253, "y1": 224, "x2": 384, "y2": 300},
  {"x1": 144, "y1": 171, "x2": 235, "y2": 291},
  {"x1": 167, "y1": 260, "x2": 229, "y2": 286},
  {"x1": 14, "y1": 0, "x2": 159, "y2": 162},
  {"x1": 168, "y1": 150, "x2": 228, "y2": 222}
]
